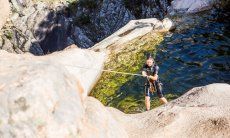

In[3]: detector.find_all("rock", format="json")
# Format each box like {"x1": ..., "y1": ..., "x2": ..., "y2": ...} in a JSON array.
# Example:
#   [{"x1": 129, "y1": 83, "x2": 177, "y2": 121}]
[
  {"x1": 73, "y1": 27, "x2": 94, "y2": 48},
  {"x1": 66, "y1": 37, "x2": 75, "y2": 46},
  {"x1": 187, "y1": 1, "x2": 213, "y2": 13},
  {"x1": 10, "y1": 0, "x2": 31, "y2": 12},
  {"x1": 82, "y1": 97, "x2": 128, "y2": 138},
  {"x1": 1, "y1": 0, "x2": 172, "y2": 54},
  {"x1": 26, "y1": 40, "x2": 44, "y2": 55},
  {"x1": 46, "y1": 48, "x2": 106, "y2": 98},
  {"x1": 73, "y1": 0, "x2": 169, "y2": 47},
  {"x1": 0, "y1": 53, "x2": 85, "y2": 137},
  {"x1": 1, "y1": 38, "x2": 15, "y2": 53},
  {"x1": 91, "y1": 18, "x2": 171, "y2": 51},
  {"x1": 0, "y1": 48, "x2": 119, "y2": 137},
  {"x1": 0, "y1": 47, "x2": 106, "y2": 98},
  {"x1": 170, "y1": 0, "x2": 216, "y2": 14},
  {"x1": 0, "y1": 49, "x2": 229, "y2": 137},
  {"x1": 162, "y1": 18, "x2": 176, "y2": 31},
  {"x1": 0, "y1": 0, "x2": 10, "y2": 30},
  {"x1": 0, "y1": 0, "x2": 72, "y2": 55},
  {"x1": 108, "y1": 83, "x2": 230, "y2": 138},
  {"x1": 63, "y1": 44, "x2": 77, "y2": 50},
  {"x1": 33, "y1": 6, "x2": 72, "y2": 54}
]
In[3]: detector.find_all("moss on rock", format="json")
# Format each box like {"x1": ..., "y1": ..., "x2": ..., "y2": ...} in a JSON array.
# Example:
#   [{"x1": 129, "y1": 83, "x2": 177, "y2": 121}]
[{"x1": 90, "y1": 32, "x2": 180, "y2": 113}]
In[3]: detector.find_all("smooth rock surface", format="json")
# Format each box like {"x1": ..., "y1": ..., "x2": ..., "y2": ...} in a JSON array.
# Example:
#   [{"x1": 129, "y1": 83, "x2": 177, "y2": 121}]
[
  {"x1": 0, "y1": 48, "x2": 128, "y2": 138},
  {"x1": 0, "y1": 47, "x2": 106, "y2": 98},
  {"x1": 108, "y1": 83, "x2": 230, "y2": 138},
  {"x1": 91, "y1": 18, "x2": 170, "y2": 52},
  {"x1": 162, "y1": 18, "x2": 175, "y2": 31}
]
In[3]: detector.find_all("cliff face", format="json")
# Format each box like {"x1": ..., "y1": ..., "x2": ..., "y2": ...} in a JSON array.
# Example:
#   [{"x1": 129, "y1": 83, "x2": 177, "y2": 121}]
[
  {"x1": 0, "y1": 0, "x2": 171, "y2": 55},
  {"x1": 0, "y1": 0, "x2": 10, "y2": 30},
  {"x1": 0, "y1": 0, "x2": 225, "y2": 55}
]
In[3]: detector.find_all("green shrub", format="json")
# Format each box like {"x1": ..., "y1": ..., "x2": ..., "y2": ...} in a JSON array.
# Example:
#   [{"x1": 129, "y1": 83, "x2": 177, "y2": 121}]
[{"x1": 4, "y1": 30, "x2": 13, "y2": 40}]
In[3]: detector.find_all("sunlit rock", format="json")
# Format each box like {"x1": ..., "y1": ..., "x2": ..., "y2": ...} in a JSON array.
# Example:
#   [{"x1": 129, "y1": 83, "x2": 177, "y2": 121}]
[{"x1": 0, "y1": 0, "x2": 10, "y2": 30}]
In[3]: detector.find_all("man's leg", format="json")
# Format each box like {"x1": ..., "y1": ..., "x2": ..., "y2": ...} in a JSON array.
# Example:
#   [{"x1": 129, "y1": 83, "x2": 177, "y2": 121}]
[
  {"x1": 159, "y1": 97, "x2": 168, "y2": 104},
  {"x1": 145, "y1": 96, "x2": 151, "y2": 111},
  {"x1": 144, "y1": 85, "x2": 151, "y2": 111},
  {"x1": 155, "y1": 81, "x2": 168, "y2": 104}
]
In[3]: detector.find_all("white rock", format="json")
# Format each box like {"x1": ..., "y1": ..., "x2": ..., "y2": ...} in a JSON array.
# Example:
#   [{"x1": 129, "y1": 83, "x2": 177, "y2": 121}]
[
  {"x1": 162, "y1": 18, "x2": 175, "y2": 31},
  {"x1": 171, "y1": 0, "x2": 215, "y2": 14},
  {"x1": 109, "y1": 83, "x2": 230, "y2": 138},
  {"x1": 91, "y1": 18, "x2": 164, "y2": 51},
  {"x1": 0, "y1": 48, "x2": 128, "y2": 138}
]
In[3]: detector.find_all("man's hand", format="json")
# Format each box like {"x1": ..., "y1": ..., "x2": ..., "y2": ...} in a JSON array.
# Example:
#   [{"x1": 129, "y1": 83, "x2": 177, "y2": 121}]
[
  {"x1": 149, "y1": 74, "x2": 158, "y2": 81},
  {"x1": 142, "y1": 71, "x2": 147, "y2": 77}
]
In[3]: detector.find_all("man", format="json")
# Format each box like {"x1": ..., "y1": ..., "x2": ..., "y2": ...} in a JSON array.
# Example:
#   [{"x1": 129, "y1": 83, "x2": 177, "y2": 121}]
[{"x1": 142, "y1": 54, "x2": 168, "y2": 111}]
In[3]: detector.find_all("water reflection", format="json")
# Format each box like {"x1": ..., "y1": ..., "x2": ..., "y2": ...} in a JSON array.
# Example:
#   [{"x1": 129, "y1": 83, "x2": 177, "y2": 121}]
[{"x1": 157, "y1": 15, "x2": 230, "y2": 94}]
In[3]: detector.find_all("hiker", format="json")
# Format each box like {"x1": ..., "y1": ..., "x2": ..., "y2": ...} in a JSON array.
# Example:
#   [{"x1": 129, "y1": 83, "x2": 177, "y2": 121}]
[{"x1": 142, "y1": 54, "x2": 168, "y2": 111}]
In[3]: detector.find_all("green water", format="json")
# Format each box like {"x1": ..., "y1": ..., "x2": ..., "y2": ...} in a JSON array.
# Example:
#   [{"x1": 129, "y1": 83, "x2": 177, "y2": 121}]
[{"x1": 90, "y1": 10, "x2": 230, "y2": 114}]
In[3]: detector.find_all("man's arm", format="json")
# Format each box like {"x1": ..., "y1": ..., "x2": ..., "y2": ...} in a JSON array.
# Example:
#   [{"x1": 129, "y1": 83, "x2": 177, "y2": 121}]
[
  {"x1": 148, "y1": 74, "x2": 158, "y2": 80},
  {"x1": 142, "y1": 71, "x2": 158, "y2": 80},
  {"x1": 142, "y1": 71, "x2": 147, "y2": 77}
]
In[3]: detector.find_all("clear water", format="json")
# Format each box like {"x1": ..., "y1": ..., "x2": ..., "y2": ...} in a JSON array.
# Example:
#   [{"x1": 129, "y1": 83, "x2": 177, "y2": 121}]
[
  {"x1": 92, "y1": 10, "x2": 230, "y2": 113},
  {"x1": 156, "y1": 14, "x2": 230, "y2": 94}
]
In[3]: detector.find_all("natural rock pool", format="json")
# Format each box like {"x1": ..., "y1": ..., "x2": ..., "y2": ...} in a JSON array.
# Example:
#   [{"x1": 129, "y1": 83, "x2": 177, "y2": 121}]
[{"x1": 90, "y1": 11, "x2": 230, "y2": 114}]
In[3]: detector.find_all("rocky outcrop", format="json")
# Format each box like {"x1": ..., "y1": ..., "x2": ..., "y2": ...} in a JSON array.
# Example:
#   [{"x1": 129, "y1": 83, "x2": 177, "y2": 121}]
[
  {"x1": 1, "y1": 0, "x2": 226, "y2": 55},
  {"x1": 73, "y1": 0, "x2": 169, "y2": 46},
  {"x1": 91, "y1": 18, "x2": 174, "y2": 52},
  {"x1": 0, "y1": 0, "x2": 171, "y2": 55},
  {"x1": 0, "y1": 48, "x2": 127, "y2": 138},
  {"x1": 108, "y1": 83, "x2": 230, "y2": 138},
  {"x1": 169, "y1": 0, "x2": 217, "y2": 14},
  {"x1": 0, "y1": 49, "x2": 229, "y2": 137},
  {"x1": 0, "y1": 46, "x2": 106, "y2": 98},
  {"x1": 0, "y1": 0, "x2": 10, "y2": 30},
  {"x1": 0, "y1": 1, "x2": 72, "y2": 55}
]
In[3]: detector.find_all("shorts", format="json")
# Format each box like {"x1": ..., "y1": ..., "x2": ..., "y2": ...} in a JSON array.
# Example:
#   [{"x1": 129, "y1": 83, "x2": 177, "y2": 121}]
[{"x1": 144, "y1": 81, "x2": 164, "y2": 98}]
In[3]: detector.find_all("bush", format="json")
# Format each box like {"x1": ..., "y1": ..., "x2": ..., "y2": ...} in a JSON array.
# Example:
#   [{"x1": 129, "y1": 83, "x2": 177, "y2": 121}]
[{"x1": 4, "y1": 30, "x2": 13, "y2": 40}]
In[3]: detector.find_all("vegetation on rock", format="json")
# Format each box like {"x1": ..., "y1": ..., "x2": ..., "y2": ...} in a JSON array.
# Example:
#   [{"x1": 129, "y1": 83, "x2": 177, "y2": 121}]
[{"x1": 90, "y1": 32, "x2": 180, "y2": 113}]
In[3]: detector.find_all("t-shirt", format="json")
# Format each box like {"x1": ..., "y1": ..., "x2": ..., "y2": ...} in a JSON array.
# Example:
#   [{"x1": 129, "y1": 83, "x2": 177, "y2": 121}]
[{"x1": 142, "y1": 64, "x2": 159, "y2": 76}]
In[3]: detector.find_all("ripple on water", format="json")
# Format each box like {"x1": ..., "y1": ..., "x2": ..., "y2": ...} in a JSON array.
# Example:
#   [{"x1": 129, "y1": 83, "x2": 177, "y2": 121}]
[{"x1": 156, "y1": 14, "x2": 230, "y2": 94}]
